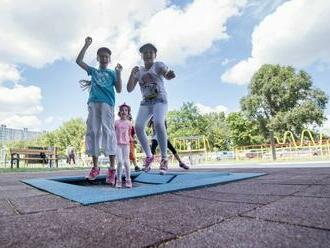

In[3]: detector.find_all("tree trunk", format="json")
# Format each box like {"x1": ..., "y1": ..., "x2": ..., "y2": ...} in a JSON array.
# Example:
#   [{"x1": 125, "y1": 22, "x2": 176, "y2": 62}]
[{"x1": 270, "y1": 131, "x2": 276, "y2": 161}]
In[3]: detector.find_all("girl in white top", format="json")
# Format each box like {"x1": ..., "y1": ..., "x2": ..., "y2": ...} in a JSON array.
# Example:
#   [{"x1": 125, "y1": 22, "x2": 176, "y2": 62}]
[{"x1": 127, "y1": 43, "x2": 176, "y2": 175}]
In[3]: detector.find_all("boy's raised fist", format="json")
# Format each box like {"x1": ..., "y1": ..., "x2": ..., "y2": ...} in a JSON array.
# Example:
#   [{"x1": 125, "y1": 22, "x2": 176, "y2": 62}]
[{"x1": 85, "y1": 37, "x2": 92, "y2": 46}]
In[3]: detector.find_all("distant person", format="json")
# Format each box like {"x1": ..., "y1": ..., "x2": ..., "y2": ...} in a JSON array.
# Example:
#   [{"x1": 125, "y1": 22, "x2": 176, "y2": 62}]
[
  {"x1": 148, "y1": 117, "x2": 189, "y2": 170},
  {"x1": 66, "y1": 145, "x2": 76, "y2": 165},
  {"x1": 76, "y1": 36, "x2": 122, "y2": 184},
  {"x1": 40, "y1": 152, "x2": 48, "y2": 165}
]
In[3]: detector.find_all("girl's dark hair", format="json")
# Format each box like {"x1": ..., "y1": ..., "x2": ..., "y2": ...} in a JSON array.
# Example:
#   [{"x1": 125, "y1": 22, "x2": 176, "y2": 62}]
[
  {"x1": 139, "y1": 43, "x2": 157, "y2": 53},
  {"x1": 97, "y1": 47, "x2": 111, "y2": 55},
  {"x1": 118, "y1": 103, "x2": 131, "y2": 117}
]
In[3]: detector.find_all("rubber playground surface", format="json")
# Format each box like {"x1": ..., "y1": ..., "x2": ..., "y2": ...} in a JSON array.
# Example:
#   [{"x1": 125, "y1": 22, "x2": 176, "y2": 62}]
[{"x1": 1, "y1": 163, "x2": 330, "y2": 247}]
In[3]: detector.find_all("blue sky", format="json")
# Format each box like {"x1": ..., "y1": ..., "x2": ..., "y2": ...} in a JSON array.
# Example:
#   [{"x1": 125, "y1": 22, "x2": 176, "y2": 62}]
[{"x1": 0, "y1": 0, "x2": 329, "y2": 131}]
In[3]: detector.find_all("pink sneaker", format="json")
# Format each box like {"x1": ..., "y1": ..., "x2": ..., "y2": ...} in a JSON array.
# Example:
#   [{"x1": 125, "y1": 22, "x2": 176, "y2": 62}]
[
  {"x1": 86, "y1": 166, "x2": 100, "y2": 180},
  {"x1": 179, "y1": 162, "x2": 189, "y2": 170},
  {"x1": 142, "y1": 156, "x2": 154, "y2": 172},
  {"x1": 159, "y1": 159, "x2": 168, "y2": 175},
  {"x1": 125, "y1": 178, "x2": 132, "y2": 188},
  {"x1": 115, "y1": 180, "x2": 122, "y2": 188},
  {"x1": 106, "y1": 168, "x2": 116, "y2": 185}
]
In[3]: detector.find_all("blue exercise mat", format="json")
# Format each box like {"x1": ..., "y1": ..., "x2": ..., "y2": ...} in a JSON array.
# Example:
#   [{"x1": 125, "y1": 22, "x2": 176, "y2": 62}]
[
  {"x1": 22, "y1": 171, "x2": 265, "y2": 205},
  {"x1": 133, "y1": 173, "x2": 176, "y2": 184}
]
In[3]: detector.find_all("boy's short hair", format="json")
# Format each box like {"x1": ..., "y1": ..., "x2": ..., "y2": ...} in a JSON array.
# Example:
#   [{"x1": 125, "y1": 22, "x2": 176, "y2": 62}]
[
  {"x1": 139, "y1": 43, "x2": 157, "y2": 53},
  {"x1": 97, "y1": 47, "x2": 111, "y2": 56}
]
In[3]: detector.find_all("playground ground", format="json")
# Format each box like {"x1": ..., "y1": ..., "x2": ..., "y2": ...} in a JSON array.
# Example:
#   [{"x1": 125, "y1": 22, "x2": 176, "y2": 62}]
[{"x1": 1, "y1": 162, "x2": 330, "y2": 247}]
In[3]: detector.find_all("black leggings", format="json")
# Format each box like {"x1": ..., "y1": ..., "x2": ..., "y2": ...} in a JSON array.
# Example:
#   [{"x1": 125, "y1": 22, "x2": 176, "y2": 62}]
[{"x1": 151, "y1": 139, "x2": 177, "y2": 155}]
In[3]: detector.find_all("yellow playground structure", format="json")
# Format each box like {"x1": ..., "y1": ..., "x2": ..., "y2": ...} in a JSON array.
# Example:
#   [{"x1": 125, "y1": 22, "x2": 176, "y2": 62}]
[
  {"x1": 172, "y1": 136, "x2": 210, "y2": 164},
  {"x1": 235, "y1": 130, "x2": 330, "y2": 161},
  {"x1": 135, "y1": 136, "x2": 210, "y2": 164},
  {"x1": 173, "y1": 136, "x2": 210, "y2": 154}
]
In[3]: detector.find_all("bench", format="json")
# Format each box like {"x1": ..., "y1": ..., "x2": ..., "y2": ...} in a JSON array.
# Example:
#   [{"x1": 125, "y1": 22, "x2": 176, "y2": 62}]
[{"x1": 10, "y1": 147, "x2": 59, "y2": 168}]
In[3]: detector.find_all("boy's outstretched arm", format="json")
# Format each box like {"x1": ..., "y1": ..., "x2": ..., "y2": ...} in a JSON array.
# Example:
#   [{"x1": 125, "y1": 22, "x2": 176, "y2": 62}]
[
  {"x1": 127, "y1": 66, "x2": 139, "y2": 92},
  {"x1": 161, "y1": 68, "x2": 176, "y2": 80},
  {"x1": 115, "y1": 63, "x2": 123, "y2": 93},
  {"x1": 76, "y1": 37, "x2": 92, "y2": 71}
]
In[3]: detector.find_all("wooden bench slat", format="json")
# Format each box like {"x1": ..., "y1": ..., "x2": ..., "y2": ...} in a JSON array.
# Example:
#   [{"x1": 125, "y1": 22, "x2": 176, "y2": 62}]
[
  {"x1": 10, "y1": 149, "x2": 55, "y2": 153},
  {"x1": 14, "y1": 157, "x2": 58, "y2": 160},
  {"x1": 11, "y1": 152, "x2": 56, "y2": 156}
]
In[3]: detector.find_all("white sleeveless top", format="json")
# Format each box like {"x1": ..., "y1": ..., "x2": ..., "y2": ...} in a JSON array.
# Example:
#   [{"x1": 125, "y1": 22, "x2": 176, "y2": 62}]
[{"x1": 135, "y1": 61, "x2": 168, "y2": 105}]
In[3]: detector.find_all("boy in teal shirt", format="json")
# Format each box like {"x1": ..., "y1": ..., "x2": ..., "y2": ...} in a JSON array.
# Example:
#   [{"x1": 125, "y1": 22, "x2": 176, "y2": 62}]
[{"x1": 76, "y1": 36, "x2": 122, "y2": 185}]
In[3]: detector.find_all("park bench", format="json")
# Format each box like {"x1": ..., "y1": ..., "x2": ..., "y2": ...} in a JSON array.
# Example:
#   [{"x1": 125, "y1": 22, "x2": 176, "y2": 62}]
[{"x1": 10, "y1": 147, "x2": 59, "y2": 168}]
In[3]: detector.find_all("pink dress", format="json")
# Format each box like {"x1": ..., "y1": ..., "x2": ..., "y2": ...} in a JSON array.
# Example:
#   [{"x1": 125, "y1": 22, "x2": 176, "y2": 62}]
[{"x1": 115, "y1": 119, "x2": 131, "y2": 145}]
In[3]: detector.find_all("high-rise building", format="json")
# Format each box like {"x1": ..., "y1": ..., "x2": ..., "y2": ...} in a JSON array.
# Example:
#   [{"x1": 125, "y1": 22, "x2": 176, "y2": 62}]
[{"x1": 0, "y1": 124, "x2": 42, "y2": 143}]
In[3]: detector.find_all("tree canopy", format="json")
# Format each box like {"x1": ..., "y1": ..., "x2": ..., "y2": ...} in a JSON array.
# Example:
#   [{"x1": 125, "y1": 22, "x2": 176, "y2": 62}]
[{"x1": 240, "y1": 64, "x2": 328, "y2": 139}]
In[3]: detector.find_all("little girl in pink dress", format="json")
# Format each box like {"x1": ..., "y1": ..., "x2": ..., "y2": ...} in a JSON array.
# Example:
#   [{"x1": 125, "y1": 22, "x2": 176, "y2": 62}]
[{"x1": 115, "y1": 103, "x2": 133, "y2": 188}]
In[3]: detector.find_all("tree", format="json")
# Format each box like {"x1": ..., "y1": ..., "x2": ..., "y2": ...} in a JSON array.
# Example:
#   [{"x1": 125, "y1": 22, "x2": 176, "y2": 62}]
[
  {"x1": 203, "y1": 112, "x2": 231, "y2": 150},
  {"x1": 241, "y1": 64, "x2": 328, "y2": 159},
  {"x1": 5, "y1": 118, "x2": 86, "y2": 156},
  {"x1": 166, "y1": 102, "x2": 230, "y2": 150},
  {"x1": 167, "y1": 102, "x2": 208, "y2": 140},
  {"x1": 38, "y1": 118, "x2": 86, "y2": 155},
  {"x1": 226, "y1": 112, "x2": 265, "y2": 147}
]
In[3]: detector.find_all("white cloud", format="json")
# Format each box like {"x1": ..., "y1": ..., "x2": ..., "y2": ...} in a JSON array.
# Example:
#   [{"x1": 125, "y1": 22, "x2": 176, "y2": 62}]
[
  {"x1": 0, "y1": 0, "x2": 249, "y2": 129},
  {"x1": 222, "y1": 0, "x2": 330, "y2": 85},
  {"x1": 0, "y1": 0, "x2": 247, "y2": 68},
  {"x1": 245, "y1": 0, "x2": 287, "y2": 20},
  {"x1": 0, "y1": 84, "x2": 43, "y2": 114},
  {"x1": 0, "y1": 83, "x2": 43, "y2": 129},
  {"x1": 140, "y1": 0, "x2": 247, "y2": 64},
  {"x1": 44, "y1": 116, "x2": 54, "y2": 124},
  {"x1": 0, "y1": 113, "x2": 41, "y2": 130},
  {"x1": 222, "y1": 58, "x2": 260, "y2": 85},
  {"x1": 0, "y1": 0, "x2": 167, "y2": 68},
  {"x1": 196, "y1": 103, "x2": 229, "y2": 114},
  {"x1": 0, "y1": 63, "x2": 21, "y2": 84}
]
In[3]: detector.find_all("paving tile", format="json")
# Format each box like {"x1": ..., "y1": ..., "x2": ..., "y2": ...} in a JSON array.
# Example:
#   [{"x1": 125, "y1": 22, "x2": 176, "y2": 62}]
[
  {"x1": 295, "y1": 185, "x2": 330, "y2": 198},
  {"x1": 96, "y1": 193, "x2": 260, "y2": 235},
  {"x1": 254, "y1": 174, "x2": 330, "y2": 185},
  {"x1": 9, "y1": 194, "x2": 79, "y2": 214},
  {"x1": 0, "y1": 206, "x2": 173, "y2": 248},
  {"x1": 319, "y1": 178, "x2": 330, "y2": 185},
  {"x1": 206, "y1": 181, "x2": 308, "y2": 196},
  {"x1": 243, "y1": 196, "x2": 330, "y2": 230},
  {"x1": 0, "y1": 188, "x2": 48, "y2": 200},
  {"x1": 162, "y1": 217, "x2": 330, "y2": 248},
  {"x1": 173, "y1": 188, "x2": 283, "y2": 205},
  {"x1": 0, "y1": 200, "x2": 16, "y2": 217},
  {"x1": 0, "y1": 185, "x2": 36, "y2": 191}
]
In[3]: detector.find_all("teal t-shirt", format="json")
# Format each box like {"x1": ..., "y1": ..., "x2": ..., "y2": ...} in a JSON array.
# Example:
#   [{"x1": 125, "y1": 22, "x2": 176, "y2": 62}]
[{"x1": 87, "y1": 66, "x2": 117, "y2": 106}]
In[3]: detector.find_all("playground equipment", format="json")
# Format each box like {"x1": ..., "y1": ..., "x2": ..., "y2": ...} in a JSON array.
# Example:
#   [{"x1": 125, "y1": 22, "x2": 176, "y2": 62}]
[
  {"x1": 236, "y1": 129, "x2": 330, "y2": 161},
  {"x1": 173, "y1": 136, "x2": 210, "y2": 153},
  {"x1": 135, "y1": 136, "x2": 210, "y2": 165},
  {"x1": 274, "y1": 130, "x2": 323, "y2": 147},
  {"x1": 173, "y1": 136, "x2": 210, "y2": 164}
]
